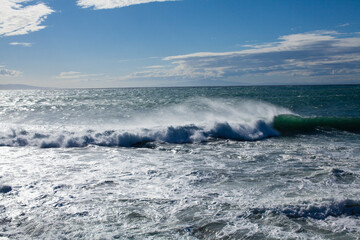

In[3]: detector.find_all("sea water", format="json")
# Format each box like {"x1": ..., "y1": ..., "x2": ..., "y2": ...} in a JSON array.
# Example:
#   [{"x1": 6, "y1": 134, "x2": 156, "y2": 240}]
[{"x1": 0, "y1": 85, "x2": 359, "y2": 239}]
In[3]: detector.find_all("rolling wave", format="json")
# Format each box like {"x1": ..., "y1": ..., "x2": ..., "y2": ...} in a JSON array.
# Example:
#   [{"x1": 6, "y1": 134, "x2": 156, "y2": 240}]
[{"x1": 1, "y1": 115, "x2": 360, "y2": 148}]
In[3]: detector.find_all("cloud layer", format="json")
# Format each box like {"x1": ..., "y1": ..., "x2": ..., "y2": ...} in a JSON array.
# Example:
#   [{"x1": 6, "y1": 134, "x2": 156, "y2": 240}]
[
  {"x1": 0, "y1": 0, "x2": 54, "y2": 37},
  {"x1": 77, "y1": 0, "x2": 175, "y2": 10},
  {"x1": 139, "y1": 31, "x2": 360, "y2": 83}
]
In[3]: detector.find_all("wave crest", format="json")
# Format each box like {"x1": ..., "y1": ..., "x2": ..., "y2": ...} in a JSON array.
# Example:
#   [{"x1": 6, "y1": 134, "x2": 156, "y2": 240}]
[{"x1": 0, "y1": 120, "x2": 280, "y2": 148}]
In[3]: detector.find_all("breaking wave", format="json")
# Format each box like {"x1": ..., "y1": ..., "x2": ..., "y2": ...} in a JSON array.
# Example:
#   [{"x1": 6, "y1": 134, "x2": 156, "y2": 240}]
[
  {"x1": 0, "y1": 121, "x2": 280, "y2": 148},
  {"x1": 1, "y1": 98, "x2": 359, "y2": 148},
  {"x1": 0, "y1": 98, "x2": 292, "y2": 148},
  {"x1": 2, "y1": 114, "x2": 360, "y2": 148}
]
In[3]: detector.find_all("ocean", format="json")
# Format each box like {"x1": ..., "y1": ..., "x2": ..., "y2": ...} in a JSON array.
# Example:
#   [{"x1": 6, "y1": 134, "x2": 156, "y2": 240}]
[{"x1": 0, "y1": 85, "x2": 359, "y2": 239}]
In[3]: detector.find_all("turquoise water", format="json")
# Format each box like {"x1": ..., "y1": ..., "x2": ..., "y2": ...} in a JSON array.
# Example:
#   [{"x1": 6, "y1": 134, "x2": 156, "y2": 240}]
[{"x1": 0, "y1": 85, "x2": 360, "y2": 239}]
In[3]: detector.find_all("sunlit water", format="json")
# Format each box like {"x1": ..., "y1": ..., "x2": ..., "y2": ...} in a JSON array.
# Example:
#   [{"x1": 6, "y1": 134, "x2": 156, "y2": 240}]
[{"x1": 1, "y1": 86, "x2": 360, "y2": 239}]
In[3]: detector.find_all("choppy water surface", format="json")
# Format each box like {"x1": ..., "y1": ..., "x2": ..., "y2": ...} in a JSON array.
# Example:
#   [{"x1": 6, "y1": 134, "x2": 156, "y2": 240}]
[{"x1": 0, "y1": 85, "x2": 360, "y2": 239}]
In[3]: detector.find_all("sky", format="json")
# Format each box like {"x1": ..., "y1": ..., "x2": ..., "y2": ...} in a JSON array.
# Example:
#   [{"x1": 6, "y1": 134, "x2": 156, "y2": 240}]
[{"x1": 0, "y1": 0, "x2": 360, "y2": 88}]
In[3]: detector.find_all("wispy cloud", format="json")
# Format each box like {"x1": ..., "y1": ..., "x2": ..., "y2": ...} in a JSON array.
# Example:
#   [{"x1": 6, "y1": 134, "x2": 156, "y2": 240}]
[
  {"x1": 134, "y1": 31, "x2": 360, "y2": 83},
  {"x1": 9, "y1": 42, "x2": 32, "y2": 47},
  {"x1": 0, "y1": 0, "x2": 54, "y2": 37},
  {"x1": 144, "y1": 65, "x2": 165, "y2": 69},
  {"x1": 77, "y1": 0, "x2": 176, "y2": 10},
  {"x1": 0, "y1": 66, "x2": 22, "y2": 77},
  {"x1": 337, "y1": 23, "x2": 350, "y2": 28},
  {"x1": 56, "y1": 71, "x2": 104, "y2": 79}
]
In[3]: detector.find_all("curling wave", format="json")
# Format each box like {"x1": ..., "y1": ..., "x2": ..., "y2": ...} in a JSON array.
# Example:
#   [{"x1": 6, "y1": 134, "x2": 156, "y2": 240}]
[{"x1": 273, "y1": 114, "x2": 360, "y2": 135}]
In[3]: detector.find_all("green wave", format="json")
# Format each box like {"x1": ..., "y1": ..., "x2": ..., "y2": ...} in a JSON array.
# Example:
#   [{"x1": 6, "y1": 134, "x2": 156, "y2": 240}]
[{"x1": 273, "y1": 114, "x2": 360, "y2": 135}]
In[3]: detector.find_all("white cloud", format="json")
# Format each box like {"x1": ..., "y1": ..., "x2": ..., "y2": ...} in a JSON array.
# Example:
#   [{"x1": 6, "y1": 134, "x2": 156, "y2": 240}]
[
  {"x1": 144, "y1": 65, "x2": 165, "y2": 69},
  {"x1": 9, "y1": 42, "x2": 32, "y2": 47},
  {"x1": 0, "y1": 0, "x2": 54, "y2": 37},
  {"x1": 77, "y1": 0, "x2": 176, "y2": 10},
  {"x1": 155, "y1": 31, "x2": 360, "y2": 82},
  {"x1": 56, "y1": 71, "x2": 104, "y2": 79},
  {"x1": 164, "y1": 32, "x2": 341, "y2": 61},
  {"x1": 0, "y1": 66, "x2": 22, "y2": 77}
]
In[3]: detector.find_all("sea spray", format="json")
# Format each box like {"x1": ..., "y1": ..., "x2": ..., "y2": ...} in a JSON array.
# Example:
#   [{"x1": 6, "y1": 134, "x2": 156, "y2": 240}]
[{"x1": 0, "y1": 98, "x2": 291, "y2": 147}]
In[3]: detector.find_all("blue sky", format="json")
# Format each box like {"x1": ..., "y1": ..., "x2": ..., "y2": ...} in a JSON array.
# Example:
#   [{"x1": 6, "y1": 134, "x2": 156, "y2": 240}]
[{"x1": 0, "y1": 0, "x2": 359, "y2": 88}]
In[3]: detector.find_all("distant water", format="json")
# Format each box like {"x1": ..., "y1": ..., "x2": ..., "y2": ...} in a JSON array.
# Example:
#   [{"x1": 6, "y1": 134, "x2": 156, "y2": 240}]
[{"x1": 0, "y1": 85, "x2": 359, "y2": 239}]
